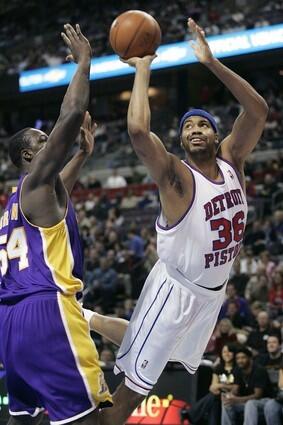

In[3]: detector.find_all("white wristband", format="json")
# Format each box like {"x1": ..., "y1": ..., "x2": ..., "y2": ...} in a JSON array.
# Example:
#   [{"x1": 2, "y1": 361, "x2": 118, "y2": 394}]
[{"x1": 83, "y1": 308, "x2": 95, "y2": 324}]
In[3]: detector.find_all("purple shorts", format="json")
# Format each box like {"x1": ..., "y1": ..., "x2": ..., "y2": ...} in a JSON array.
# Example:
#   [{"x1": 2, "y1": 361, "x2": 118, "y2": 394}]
[{"x1": 0, "y1": 292, "x2": 112, "y2": 424}]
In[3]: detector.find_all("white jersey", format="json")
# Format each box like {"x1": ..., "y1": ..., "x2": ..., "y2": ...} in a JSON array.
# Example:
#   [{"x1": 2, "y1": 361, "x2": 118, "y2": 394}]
[{"x1": 156, "y1": 157, "x2": 248, "y2": 289}]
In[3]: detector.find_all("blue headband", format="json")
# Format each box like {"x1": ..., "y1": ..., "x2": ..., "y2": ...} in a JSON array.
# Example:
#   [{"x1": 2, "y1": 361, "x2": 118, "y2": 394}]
[{"x1": 179, "y1": 109, "x2": 218, "y2": 134}]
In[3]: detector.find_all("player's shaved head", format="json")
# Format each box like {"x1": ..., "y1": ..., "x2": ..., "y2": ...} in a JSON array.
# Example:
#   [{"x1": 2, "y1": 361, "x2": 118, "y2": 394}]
[{"x1": 8, "y1": 128, "x2": 32, "y2": 168}]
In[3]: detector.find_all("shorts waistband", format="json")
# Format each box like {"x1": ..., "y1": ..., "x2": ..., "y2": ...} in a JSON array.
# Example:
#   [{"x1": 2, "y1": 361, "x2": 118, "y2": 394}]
[
  {"x1": 165, "y1": 264, "x2": 227, "y2": 295},
  {"x1": 0, "y1": 291, "x2": 60, "y2": 305}
]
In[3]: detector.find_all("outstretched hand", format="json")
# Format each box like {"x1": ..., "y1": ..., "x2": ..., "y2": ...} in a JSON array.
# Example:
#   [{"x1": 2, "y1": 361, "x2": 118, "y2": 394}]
[
  {"x1": 79, "y1": 111, "x2": 97, "y2": 156},
  {"x1": 188, "y1": 18, "x2": 214, "y2": 65},
  {"x1": 61, "y1": 23, "x2": 92, "y2": 63},
  {"x1": 121, "y1": 54, "x2": 157, "y2": 68}
]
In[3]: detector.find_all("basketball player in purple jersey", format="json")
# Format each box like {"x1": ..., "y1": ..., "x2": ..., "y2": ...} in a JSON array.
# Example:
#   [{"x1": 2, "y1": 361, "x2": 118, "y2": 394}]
[
  {"x1": 0, "y1": 24, "x2": 111, "y2": 425},
  {"x1": 87, "y1": 18, "x2": 268, "y2": 425}
]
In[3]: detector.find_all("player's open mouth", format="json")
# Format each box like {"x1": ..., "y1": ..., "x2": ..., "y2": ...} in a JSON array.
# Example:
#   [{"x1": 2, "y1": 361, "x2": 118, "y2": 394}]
[{"x1": 190, "y1": 137, "x2": 206, "y2": 145}]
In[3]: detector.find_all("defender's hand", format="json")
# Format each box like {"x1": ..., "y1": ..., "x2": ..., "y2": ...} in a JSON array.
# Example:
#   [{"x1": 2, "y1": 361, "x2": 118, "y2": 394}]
[
  {"x1": 188, "y1": 18, "x2": 214, "y2": 65},
  {"x1": 121, "y1": 54, "x2": 157, "y2": 68},
  {"x1": 79, "y1": 111, "x2": 97, "y2": 156},
  {"x1": 61, "y1": 23, "x2": 92, "y2": 63}
]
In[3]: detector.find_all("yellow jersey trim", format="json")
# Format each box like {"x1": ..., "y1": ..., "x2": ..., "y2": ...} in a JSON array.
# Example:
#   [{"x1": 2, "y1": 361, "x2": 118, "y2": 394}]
[{"x1": 57, "y1": 294, "x2": 113, "y2": 406}]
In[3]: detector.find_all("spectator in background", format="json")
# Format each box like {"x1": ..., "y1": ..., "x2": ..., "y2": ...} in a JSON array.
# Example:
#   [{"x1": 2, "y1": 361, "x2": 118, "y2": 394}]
[
  {"x1": 221, "y1": 348, "x2": 272, "y2": 425},
  {"x1": 257, "y1": 250, "x2": 276, "y2": 281},
  {"x1": 229, "y1": 257, "x2": 249, "y2": 297},
  {"x1": 264, "y1": 360, "x2": 283, "y2": 425},
  {"x1": 247, "y1": 311, "x2": 281, "y2": 356},
  {"x1": 260, "y1": 173, "x2": 279, "y2": 215},
  {"x1": 239, "y1": 246, "x2": 258, "y2": 275},
  {"x1": 245, "y1": 267, "x2": 269, "y2": 304},
  {"x1": 220, "y1": 282, "x2": 252, "y2": 325},
  {"x1": 245, "y1": 175, "x2": 256, "y2": 198},
  {"x1": 224, "y1": 300, "x2": 249, "y2": 329},
  {"x1": 268, "y1": 269, "x2": 283, "y2": 318},
  {"x1": 182, "y1": 344, "x2": 237, "y2": 425},
  {"x1": 256, "y1": 334, "x2": 283, "y2": 395},
  {"x1": 269, "y1": 210, "x2": 283, "y2": 255},
  {"x1": 0, "y1": 180, "x2": 8, "y2": 210},
  {"x1": 213, "y1": 319, "x2": 238, "y2": 359},
  {"x1": 120, "y1": 190, "x2": 140, "y2": 209},
  {"x1": 244, "y1": 221, "x2": 267, "y2": 255},
  {"x1": 87, "y1": 173, "x2": 102, "y2": 189},
  {"x1": 99, "y1": 348, "x2": 115, "y2": 366},
  {"x1": 105, "y1": 168, "x2": 127, "y2": 188},
  {"x1": 91, "y1": 258, "x2": 118, "y2": 311}
]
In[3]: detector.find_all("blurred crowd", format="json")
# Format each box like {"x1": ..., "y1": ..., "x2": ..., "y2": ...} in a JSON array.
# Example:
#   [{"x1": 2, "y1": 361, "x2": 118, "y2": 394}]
[{"x1": 0, "y1": 0, "x2": 283, "y2": 74}]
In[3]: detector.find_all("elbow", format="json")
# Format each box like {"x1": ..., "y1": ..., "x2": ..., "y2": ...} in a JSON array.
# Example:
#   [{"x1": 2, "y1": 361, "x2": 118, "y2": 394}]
[
  {"x1": 255, "y1": 98, "x2": 269, "y2": 120},
  {"x1": 260, "y1": 98, "x2": 269, "y2": 118},
  {"x1": 128, "y1": 123, "x2": 149, "y2": 139}
]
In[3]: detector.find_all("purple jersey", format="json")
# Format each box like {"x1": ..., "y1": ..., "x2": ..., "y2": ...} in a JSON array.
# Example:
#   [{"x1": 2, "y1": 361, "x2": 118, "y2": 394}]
[{"x1": 0, "y1": 176, "x2": 84, "y2": 302}]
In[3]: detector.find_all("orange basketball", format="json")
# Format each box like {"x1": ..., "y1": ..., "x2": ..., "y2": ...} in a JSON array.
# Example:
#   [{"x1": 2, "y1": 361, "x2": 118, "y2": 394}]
[{"x1": 109, "y1": 10, "x2": 161, "y2": 59}]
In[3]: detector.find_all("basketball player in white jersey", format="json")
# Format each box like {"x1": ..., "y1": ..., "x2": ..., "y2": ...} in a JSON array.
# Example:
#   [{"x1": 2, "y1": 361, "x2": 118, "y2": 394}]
[{"x1": 87, "y1": 18, "x2": 269, "y2": 425}]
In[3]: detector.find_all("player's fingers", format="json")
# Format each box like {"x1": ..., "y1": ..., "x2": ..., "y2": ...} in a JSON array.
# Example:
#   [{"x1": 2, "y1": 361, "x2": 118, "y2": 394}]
[
  {"x1": 86, "y1": 111, "x2": 92, "y2": 129},
  {"x1": 80, "y1": 127, "x2": 86, "y2": 138},
  {"x1": 82, "y1": 112, "x2": 88, "y2": 127},
  {"x1": 65, "y1": 54, "x2": 74, "y2": 62},
  {"x1": 61, "y1": 32, "x2": 72, "y2": 48},
  {"x1": 76, "y1": 24, "x2": 83, "y2": 38},
  {"x1": 65, "y1": 23, "x2": 78, "y2": 39},
  {"x1": 91, "y1": 121, "x2": 98, "y2": 133}
]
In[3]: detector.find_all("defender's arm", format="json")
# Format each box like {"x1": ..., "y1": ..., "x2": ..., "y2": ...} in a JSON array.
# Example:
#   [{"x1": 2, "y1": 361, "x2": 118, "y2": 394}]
[{"x1": 28, "y1": 24, "x2": 91, "y2": 186}]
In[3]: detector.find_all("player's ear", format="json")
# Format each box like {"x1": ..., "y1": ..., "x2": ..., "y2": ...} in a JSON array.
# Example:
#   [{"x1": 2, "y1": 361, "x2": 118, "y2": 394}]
[
  {"x1": 180, "y1": 136, "x2": 184, "y2": 150},
  {"x1": 214, "y1": 134, "x2": 220, "y2": 148},
  {"x1": 22, "y1": 149, "x2": 33, "y2": 162}
]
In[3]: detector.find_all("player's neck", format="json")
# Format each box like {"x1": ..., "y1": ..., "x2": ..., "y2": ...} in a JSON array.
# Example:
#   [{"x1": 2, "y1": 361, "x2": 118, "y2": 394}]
[
  {"x1": 187, "y1": 156, "x2": 220, "y2": 181},
  {"x1": 22, "y1": 163, "x2": 31, "y2": 174}
]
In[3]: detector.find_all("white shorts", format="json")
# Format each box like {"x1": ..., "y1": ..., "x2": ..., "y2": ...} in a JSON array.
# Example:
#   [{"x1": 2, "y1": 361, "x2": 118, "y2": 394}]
[{"x1": 114, "y1": 260, "x2": 226, "y2": 395}]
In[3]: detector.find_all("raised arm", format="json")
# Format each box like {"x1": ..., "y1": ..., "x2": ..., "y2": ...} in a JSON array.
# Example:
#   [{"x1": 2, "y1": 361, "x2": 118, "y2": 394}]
[
  {"x1": 125, "y1": 56, "x2": 170, "y2": 187},
  {"x1": 188, "y1": 18, "x2": 268, "y2": 169},
  {"x1": 60, "y1": 111, "x2": 96, "y2": 194},
  {"x1": 28, "y1": 24, "x2": 91, "y2": 186}
]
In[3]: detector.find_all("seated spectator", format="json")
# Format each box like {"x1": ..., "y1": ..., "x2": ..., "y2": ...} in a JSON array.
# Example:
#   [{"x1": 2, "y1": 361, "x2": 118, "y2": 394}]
[
  {"x1": 229, "y1": 257, "x2": 249, "y2": 297},
  {"x1": 256, "y1": 334, "x2": 283, "y2": 394},
  {"x1": 245, "y1": 267, "x2": 269, "y2": 304},
  {"x1": 224, "y1": 300, "x2": 250, "y2": 329},
  {"x1": 247, "y1": 311, "x2": 281, "y2": 356},
  {"x1": 257, "y1": 250, "x2": 276, "y2": 281},
  {"x1": 268, "y1": 210, "x2": 283, "y2": 255},
  {"x1": 268, "y1": 269, "x2": 283, "y2": 318},
  {"x1": 264, "y1": 358, "x2": 283, "y2": 425},
  {"x1": 244, "y1": 221, "x2": 267, "y2": 255},
  {"x1": 239, "y1": 246, "x2": 258, "y2": 275},
  {"x1": 213, "y1": 319, "x2": 238, "y2": 358},
  {"x1": 181, "y1": 344, "x2": 237, "y2": 425},
  {"x1": 105, "y1": 168, "x2": 127, "y2": 188},
  {"x1": 219, "y1": 281, "x2": 252, "y2": 325},
  {"x1": 120, "y1": 190, "x2": 140, "y2": 209},
  {"x1": 99, "y1": 348, "x2": 115, "y2": 367},
  {"x1": 86, "y1": 258, "x2": 118, "y2": 312},
  {"x1": 221, "y1": 347, "x2": 273, "y2": 425},
  {"x1": 260, "y1": 173, "x2": 279, "y2": 215},
  {"x1": 86, "y1": 173, "x2": 102, "y2": 189}
]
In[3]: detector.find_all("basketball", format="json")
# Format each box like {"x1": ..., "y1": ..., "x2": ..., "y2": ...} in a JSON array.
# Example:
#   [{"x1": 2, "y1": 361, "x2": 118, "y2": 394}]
[{"x1": 109, "y1": 10, "x2": 161, "y2": 59}]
